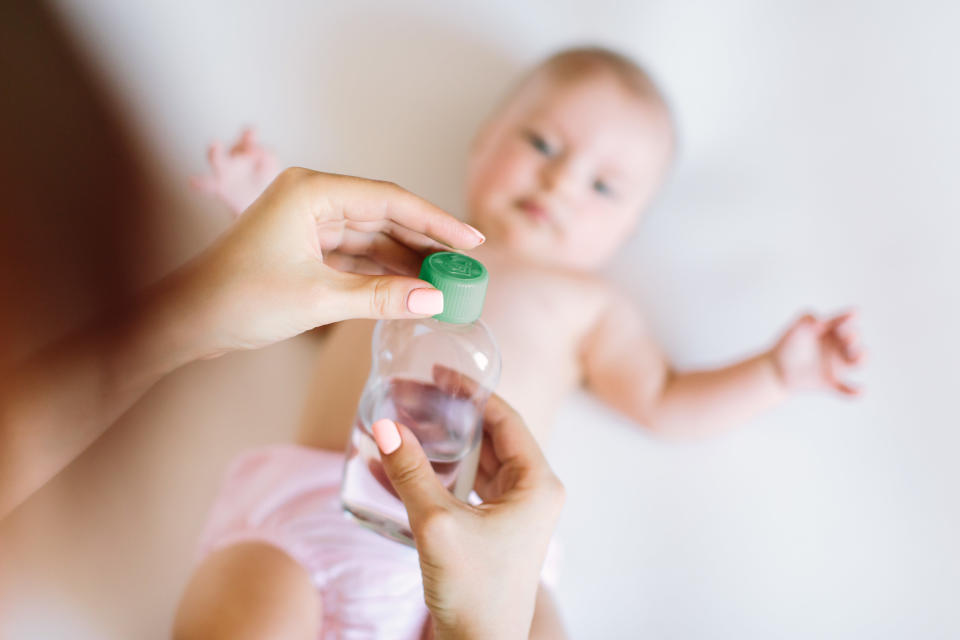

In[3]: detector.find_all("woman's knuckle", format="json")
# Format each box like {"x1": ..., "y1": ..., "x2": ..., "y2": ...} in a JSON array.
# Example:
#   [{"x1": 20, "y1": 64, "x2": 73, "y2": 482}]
[
  {"x1": 418, "y1": 507, "x2": 456, "y2": 540},
  {"x1": 370, "y1": 278, "x2": 394, "y2": 316},
  {"x1": 391, "y1": 460, "x2": 425, "y2": 489}
]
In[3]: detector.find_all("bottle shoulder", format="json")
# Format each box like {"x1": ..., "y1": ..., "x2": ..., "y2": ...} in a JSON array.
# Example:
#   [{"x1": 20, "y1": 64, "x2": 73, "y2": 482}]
[
  {"x1": 374, "y1": 317, "x2": 501, "y2": 381},
  {"x1": 377, "y1": 317, "x2": 497, "y2": 347}
]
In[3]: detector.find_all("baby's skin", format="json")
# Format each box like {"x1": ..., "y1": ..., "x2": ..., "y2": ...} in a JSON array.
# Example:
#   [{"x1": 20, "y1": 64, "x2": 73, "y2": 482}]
[
  {"x1": 194, "y1": 56, "x2": 865, "y2": 450},
  {"x1": 184, "y1": 49, "x2": 866, "y2": 639}
]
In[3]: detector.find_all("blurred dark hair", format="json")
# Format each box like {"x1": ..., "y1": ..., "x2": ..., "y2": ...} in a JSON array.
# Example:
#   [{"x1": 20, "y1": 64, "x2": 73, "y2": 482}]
[{"x1": 0, "y1": 0, "x2": 153, "y2": 365}]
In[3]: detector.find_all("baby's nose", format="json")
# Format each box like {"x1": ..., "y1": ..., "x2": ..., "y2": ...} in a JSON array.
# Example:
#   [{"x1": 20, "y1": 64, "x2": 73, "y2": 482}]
[{"x1": 540, "y1": 156, "x2": 582, "y2": 200}]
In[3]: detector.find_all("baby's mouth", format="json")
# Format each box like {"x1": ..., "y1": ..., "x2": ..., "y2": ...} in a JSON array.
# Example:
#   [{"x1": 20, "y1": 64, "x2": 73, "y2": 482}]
[{"x1": 516, "y1": 198, "x2": 552, "y2": 224}]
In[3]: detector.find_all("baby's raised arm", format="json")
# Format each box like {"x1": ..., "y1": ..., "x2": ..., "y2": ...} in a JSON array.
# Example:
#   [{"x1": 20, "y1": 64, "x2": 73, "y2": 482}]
[
  {"x1": 190, "y1": 127, "x2": 280, "y2": 215},
  {"x1": 581, "y1": 294, "x2": 865, "y2": 438}
]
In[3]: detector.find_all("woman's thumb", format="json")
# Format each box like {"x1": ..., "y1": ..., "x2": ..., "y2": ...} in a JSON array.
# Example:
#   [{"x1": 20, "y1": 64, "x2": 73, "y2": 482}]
[
  {"x1": 373, "y1": 419, "x2": 452, "y2": 527},
  {"x1": 333, "y1": 272, "x2": 444, "y2": 321}
]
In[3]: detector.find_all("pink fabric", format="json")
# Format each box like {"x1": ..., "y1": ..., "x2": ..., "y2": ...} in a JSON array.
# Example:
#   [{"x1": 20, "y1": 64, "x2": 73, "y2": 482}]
[
  {"x1": 196, "y1": 444, "x2": 562, "y2": 639},
  {"x1": 196, "y1": 444, "x2": 429, "y2": 640}
]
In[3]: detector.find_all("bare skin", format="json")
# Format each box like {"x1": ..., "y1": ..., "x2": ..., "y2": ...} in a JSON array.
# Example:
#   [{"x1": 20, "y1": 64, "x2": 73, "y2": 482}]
[
  {"x1": 176, "y1": 393, "x2": 569, "y2": 640},
  {"x1": 216, "y1": 72, "x2": 864, "y2": 452},
  {"x1": 297, "y1": 242, "x2": 610, "y2": 450},
  {"x1": 184, "y1": 59, "x2": 866, "y2": 638},
  {"x1": 0, "y1": 169, "x2": 485, "y2": 520},
  {"x1": 174, "y1": 542, "x2": 321, "y2": 640}
]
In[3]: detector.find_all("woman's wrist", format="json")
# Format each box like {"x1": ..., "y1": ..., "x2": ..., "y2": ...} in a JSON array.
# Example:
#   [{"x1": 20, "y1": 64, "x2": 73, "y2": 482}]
[
  {"x1": 430, "y1": 599, "x2": 536, "y2": 640},
  {"x1": 119, "y1": 269, "x2": 219, "y2": 379},
  {"x1": 432, "y1": 622, "x2": 514, "y2": 640}
]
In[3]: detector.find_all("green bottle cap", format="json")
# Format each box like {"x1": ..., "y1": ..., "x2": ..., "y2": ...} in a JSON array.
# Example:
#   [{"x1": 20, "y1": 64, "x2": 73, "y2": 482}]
[{"x1": 418, "y1": 252, "x2": 489, "y2": 324}]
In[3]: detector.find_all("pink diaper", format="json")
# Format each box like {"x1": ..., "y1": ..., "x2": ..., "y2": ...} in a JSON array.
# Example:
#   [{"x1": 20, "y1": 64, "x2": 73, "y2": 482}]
[
  {"x1": 196, "y1": 444, "x2": 562, "y2": 639},
  {"x1": 196, "y1": 444, "x2": 429, "y2": 640}
]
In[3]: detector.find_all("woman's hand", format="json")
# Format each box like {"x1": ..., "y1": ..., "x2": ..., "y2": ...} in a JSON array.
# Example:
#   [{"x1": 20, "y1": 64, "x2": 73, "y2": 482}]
[
  {"x1": 0, "y1": 168, "x2": 483, "y2": 518},
  {"x1": 166, "y1": 167, "x2": 485, "y2": 359},
  {"x1": 374, "y1": 388, "x2": 565, "y2": 640}
]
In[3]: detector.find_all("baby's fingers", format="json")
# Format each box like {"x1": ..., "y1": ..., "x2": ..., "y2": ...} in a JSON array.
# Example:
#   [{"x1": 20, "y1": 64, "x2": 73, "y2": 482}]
[
  {"x1": 827, "y1": 355, "x2": 863, "y2": 396},
  {"x1": 189, "y1": 174, "x2": 218, "y2": 195},
  {"x1": 232, "y1": 127, "x2": 258, "y2": 153},
  {"x1": 207, "y1": 141, "x2": 226, "y2": 175},
  {"x1": 842, "y1": 342, "x2": 867, "y2": 365},
  {"x1": 825, "y1": 310, "x2": 858, "y2": 336},
  {"x1": 827, "y1": 314, "x2": 866, "y2": 365},
  {"x1": 833, "y1": 379, "x2": 862, "y2": 396},
  {"x1": 790, "y1": 313, "x2": 820, "y2": 335}
]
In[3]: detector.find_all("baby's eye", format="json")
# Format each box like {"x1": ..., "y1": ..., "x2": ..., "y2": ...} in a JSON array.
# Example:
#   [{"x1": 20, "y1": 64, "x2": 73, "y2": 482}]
[
  {"x1": 593, "y1": 179, "x2": 614, "y2": 196},
  {"x1": 526, "y1": 131, "x2": 554, "y2": 156}
]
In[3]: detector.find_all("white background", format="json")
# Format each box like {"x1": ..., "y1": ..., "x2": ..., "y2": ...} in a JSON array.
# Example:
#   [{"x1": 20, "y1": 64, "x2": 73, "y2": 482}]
[{"x1": 2, "y1": 1, "x2": 958, "y2": 638}]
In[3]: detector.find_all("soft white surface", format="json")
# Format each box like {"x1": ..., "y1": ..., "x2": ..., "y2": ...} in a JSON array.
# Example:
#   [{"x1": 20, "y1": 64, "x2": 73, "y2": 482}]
[{"x1": 6, "y1": 1, "x2": 958, "y2": 637}]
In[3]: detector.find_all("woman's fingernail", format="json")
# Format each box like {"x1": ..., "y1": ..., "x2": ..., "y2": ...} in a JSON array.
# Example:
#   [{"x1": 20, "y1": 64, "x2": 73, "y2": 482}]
[
  {"x1": 466, "y1": 224, "x2": 486, "y2": 245},
  {"x1": 372, "y1": 418, "x2": 401, "y2": 455},
  {"x1": 407, "y1": 288, "x2": 444, "y2": 315}
]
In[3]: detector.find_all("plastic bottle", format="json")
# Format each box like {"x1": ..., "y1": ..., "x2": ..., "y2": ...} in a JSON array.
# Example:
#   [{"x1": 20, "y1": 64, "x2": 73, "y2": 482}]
[{"x1": 340, "y1": 252, "x2": 500, "y2": 546}]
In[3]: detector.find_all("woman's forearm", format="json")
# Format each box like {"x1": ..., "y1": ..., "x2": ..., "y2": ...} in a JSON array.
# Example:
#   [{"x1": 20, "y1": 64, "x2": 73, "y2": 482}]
[
  {"x1": 0, "y1": 279, "x2": 204, "y2": 518},
  {"x1": 0, "y1": 169, "x2": 487, "y2": 519}
]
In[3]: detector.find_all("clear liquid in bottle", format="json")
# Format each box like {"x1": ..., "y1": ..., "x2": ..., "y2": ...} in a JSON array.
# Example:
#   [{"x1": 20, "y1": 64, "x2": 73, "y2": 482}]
[{"x1": 340, "y1": 253, "x2": 499, "y2": 546}]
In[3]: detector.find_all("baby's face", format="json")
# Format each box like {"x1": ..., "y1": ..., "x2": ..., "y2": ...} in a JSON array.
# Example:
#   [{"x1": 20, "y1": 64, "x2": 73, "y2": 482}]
[{"x1": 467, "y1": 72, "x2": 673, "y2": 271}]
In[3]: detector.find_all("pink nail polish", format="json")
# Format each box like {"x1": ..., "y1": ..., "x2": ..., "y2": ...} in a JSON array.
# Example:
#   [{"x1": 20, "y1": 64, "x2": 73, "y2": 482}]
[
  {"x1": 372, "y1": 418, "x2": 401, "y2": 454},
  {"x1": 407, "y1": 288, "x2": 444, "y2": 315}
]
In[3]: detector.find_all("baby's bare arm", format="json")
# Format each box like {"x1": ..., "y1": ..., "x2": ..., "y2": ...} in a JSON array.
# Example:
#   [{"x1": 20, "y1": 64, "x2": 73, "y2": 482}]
[
  {"x1": 581, "y1": 299, "x2": 787, "y2": 437},
  {"x1": 629, "y1": 351, "x2": 789, "y2": 438},
  {"x1": 582, "y1": 299, "x2": 864, "y2": 438},
  {"x1": 579, "y1": 299, "x2": 671, "y2": 429}
]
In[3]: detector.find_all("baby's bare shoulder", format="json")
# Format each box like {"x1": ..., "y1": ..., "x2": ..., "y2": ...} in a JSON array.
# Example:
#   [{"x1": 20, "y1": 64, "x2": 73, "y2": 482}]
[
  {"x1": 508, "y1": 264, "x2": 611, "y2": 307},
  {"x1": 558, "y1": 274, "x2": 651, "y2": 338},
  {"x1": 538, "y1": 269, "x2": 617, "y2": 332},
  {"x1": 536, "y1": 265, "x2": 611, "y2": 298}
]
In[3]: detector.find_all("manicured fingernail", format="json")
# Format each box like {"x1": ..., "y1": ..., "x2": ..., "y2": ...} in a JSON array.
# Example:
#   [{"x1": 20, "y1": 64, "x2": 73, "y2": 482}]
[
  {"x1": 465, "y1": 224, "x2": 486, "y2": 245},
  {"x1": 372, "y1": 418, "x2": 401, "y2": 454},
  {"x1": 407, "y1": 288, "x2": 444, "y2": 315}
]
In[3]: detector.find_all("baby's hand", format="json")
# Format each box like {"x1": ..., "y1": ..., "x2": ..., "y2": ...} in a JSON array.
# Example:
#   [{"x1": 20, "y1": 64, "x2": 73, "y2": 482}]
[
  {"x1": 190, "y1": 127, "x2": 279, "y2": 216},
  {"x1": 771, "y1": 311, "x2": 865, "y2": 396}
]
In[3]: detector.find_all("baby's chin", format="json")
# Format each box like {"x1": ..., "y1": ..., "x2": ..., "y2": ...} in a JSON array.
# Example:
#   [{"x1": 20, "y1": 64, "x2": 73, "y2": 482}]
[
  {"x1": 470, "y1": 213, "x2": 552, "y2": 256},
  {"x1": 485, "y1": 228, "x2": 610, "y2": 272},
  {"x1": 469, "y1": 209, "x2": 619, "y2": 271}
]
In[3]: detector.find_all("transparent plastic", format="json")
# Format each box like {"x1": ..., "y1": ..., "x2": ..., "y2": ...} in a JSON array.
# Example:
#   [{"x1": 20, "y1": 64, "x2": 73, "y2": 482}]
[{"x1": 340, "y1": 316, "x2": 500, "y2": 546}]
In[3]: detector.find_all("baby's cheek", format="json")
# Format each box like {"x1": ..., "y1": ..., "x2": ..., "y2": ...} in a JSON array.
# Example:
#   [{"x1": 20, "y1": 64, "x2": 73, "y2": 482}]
[
  {"x1": 492, "y1": 143, "x2": 540, "y2": 185},
  {"x1": 563, "y1": 217, "x2": 630, "y2": 267}
]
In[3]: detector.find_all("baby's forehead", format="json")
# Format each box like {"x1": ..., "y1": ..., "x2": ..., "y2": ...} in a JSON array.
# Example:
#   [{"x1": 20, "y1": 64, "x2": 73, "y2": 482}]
[{"x1": 517, "y1": 73, "x2": 673, "y2": 169}]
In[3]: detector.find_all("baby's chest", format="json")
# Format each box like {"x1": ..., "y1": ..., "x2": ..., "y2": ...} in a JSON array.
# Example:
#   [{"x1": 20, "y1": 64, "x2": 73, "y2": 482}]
[{"x1": 481, "y1": 279, "x2": 598, "y2": 386}]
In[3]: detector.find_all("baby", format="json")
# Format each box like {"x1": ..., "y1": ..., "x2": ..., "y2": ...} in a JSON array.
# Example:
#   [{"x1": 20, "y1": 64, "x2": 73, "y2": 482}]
[
  {"x1": 177, "y1": 47, "x2": 864, "y2": 637},
  {"x1": 195, "y1": 47, "x2": 863, "y2": 446}
]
